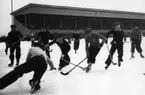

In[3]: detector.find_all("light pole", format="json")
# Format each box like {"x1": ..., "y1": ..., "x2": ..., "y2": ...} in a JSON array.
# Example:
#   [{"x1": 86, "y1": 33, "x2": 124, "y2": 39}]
[{"x1": 11, "y1": 0, "x2": 14, "y2": 24}]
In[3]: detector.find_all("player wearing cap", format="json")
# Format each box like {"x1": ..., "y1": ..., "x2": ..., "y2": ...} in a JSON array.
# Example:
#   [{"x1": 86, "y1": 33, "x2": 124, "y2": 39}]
[{"x1": 105, "y1": 22, "x2": 124, "y2": 69}]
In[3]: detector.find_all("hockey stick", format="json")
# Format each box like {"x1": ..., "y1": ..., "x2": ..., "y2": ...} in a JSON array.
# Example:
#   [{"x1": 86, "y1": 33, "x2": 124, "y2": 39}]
[
  {"x1": 106, "y1": 44, "x2": 117, "y2": 65},
  {"x1": 60, "y1": 57, "x2": 87, "y2": 75},
  {"x1": 40, "y1": 43, "x2": 53, "y2": 52},
  {"x1": 8, "y1": 36, "x2": 27, "y2": 47},
  {"x1": 63, "y1": 59, "x2": 85, "y2": 70}
]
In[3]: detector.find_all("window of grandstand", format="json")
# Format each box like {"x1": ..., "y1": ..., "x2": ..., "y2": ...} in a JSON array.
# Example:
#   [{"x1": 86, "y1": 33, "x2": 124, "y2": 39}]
[
  {"x1": 46, "y1": 15, "x2": 60, "y2": 29},
  {"x1": 30, "y1": 14, "x2": 45, "y2": 29},
  {"x1": 76, "y1": 17, "x2": 89, "y2": 29},
  {"x1": 132, "y1": 19, "x2": 139, "y2": 29},
  {"x1": 16, "y1": 14, "x2": 35, "y2": 29},
  {"x1": 101, "y1": 18, "x2": 113, "y2": 30},
  {"x1": 139, "y1": 20, "x2": 145, "y2": 29},
  {"x1": 122, "y1": 19, "x2": 132, "y2": 29},
  {"x1": 90, "y1": 18, "x2": 101, "y2": 30},
  {"x1": 61, "y1": 16, "x2": 75, "y2": 29}
]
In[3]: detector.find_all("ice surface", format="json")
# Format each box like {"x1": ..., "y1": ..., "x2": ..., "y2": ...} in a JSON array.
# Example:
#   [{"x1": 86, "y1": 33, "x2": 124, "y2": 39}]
[{"x1": 0, "y1": 37, "x2": 145, "y2": 95}]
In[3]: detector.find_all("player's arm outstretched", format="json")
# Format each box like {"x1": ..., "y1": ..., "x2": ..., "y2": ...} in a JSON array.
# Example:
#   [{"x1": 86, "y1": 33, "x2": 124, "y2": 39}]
[
  {"x1": 93, "y1": 32, "x2": 107, "y2": 46},
  {"x1": 46, "y1": 56, "x2": 56, "y2": 70}
]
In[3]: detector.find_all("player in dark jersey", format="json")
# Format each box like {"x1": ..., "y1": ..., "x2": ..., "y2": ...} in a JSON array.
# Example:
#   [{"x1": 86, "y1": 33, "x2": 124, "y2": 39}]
[
  {"x1": 37, "y1": 28, "x2": 54, "y2": 58},
  {"x1": 49, "y1": 34, "x2": 71, "y2": 71},
  {"x1": 6, "y1": 25, "x2": 23, "y2": 67},
  {"x1": 105, "y1": 22, "x2": 124, "y2": 69}
]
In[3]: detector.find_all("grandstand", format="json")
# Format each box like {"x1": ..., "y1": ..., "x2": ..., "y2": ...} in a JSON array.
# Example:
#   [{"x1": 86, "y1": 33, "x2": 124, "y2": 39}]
[{"x1": 11, "y1": 3, "x2": 145, "y2": 36}]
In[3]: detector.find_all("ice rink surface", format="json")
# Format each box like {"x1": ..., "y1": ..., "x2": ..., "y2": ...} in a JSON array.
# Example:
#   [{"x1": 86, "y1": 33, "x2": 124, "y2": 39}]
[{"x1": 0, "y1": 37, "x2": 145, "y2": 95}]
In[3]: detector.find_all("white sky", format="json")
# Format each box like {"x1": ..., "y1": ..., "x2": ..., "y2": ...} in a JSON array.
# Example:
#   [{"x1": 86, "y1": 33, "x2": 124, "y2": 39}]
[{"x1": 0, "y1": 0, "x2": 145, "y2": 35}]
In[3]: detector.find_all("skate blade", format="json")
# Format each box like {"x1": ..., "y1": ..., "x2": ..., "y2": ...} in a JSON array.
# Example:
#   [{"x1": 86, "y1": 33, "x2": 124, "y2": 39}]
[
  {"x1": 85, "y1": 67, "x2": 91, "y2": 73},
  {"x1": 30, "y1": 89, "x2": 40, "y2": 94},
  {"x1": 105, "y1": 66, "x2": 109, "y2": 70},
  {"x1": 112, "y1": 63, "x2": 117, "y2": 65}
]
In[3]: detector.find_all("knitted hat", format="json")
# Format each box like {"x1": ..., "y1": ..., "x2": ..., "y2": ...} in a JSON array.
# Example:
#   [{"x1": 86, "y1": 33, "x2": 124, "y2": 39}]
[
  {"x1": 114, "y1": 22, "x2": 121, "y2": 27},
  {"x1": 10, "y1": 25, "x2": 16, "y2": 28},
  {"x1": 84, "y1": 28, "x2": 92, "y2": 34}
]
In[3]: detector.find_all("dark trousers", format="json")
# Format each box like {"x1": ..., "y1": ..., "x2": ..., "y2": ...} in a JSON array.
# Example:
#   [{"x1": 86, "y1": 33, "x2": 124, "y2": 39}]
[
  {"x1": 9, "y1": 45, "x2": 21, "y2": 64},
  {"x1": 87, "y1": 46, "x2": 101, "y2": 63},
  {"x1": 14, "y1": 56, "x2": 47, "y2": 81},
  {"x1": 131, "y1": 39, "x2": 142, "y2": 53},
  {"x1": 0, "y1": 56, "x2": 47, "y2": 90},
  {"x1": 59, "y1": 54, "x2": 70, "y2": 68},
  {"x1": 74, "y1": 39, "x2": 80, "y2": 50},
  {"x1": 105, "y1": 43, "x2": 123, "y2": 66}
]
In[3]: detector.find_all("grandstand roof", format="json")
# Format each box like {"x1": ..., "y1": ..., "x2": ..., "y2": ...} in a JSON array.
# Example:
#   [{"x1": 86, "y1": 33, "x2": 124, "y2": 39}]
[{"x1": 11, "y1": 3, "x2": 145, "y2": 19}]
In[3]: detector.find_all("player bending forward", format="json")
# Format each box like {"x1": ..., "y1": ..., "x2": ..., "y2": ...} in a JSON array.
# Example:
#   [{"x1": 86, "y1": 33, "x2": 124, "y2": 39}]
[
  {"x1": 0, "y1": 41, "x2": 56, "y2": 94},
  {"x1": 84, "y1": 28, "x2": 107, "y2": 72},
  {"x1": 50, "y1": 34, "x2": 71, "y2": 71}
]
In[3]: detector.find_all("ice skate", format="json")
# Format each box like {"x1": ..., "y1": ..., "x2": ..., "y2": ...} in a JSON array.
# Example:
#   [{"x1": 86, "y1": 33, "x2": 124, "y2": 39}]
[
  {"x1": 105, "y1": 65, "x2": 109, "y2": 70},
  {"x1": 8, "y1": 63, "x2": 13, "y2": 67},
  {"x1": 16, "y1": 61, "x2": 19, "y2": 67},
  {"x1": 50, "y1": 67, "x2": 57, "y2": 71},
  {"x1": 58, "y1": 67, "x2": 62, "y2": 71},
  {"x1": 30, "y1": 81, "x2": 41, "y2": 94},
  {"x1": 118, "y1": 61, "x2": 121, "y2": 67},
  {"x1": 29, "y1": 80, "x2": 34, "y2": 89},
  {"x1": 85, "y1": 64, "x2": 92, "y2": 73},
  {"x1": 140, "y1": 53, "x2": 144, "y2": 58},
  {"x1": 112, "y1": 62, "x2": 117, "y2": 65},
  {"x1": 75, "y1": 50, "x2": 77, "y2": 54},
  {"x1": 104, "y1": 61, "x2": 110, "y2": 70},
  {"x1": 120, "y1": 58, "x2": 123, "y2": 62},
  {"x1": 140, "y1": 55, "x2": 144, "y2": 58},
  {"x1": 130, "y1": 54, "x2": 135, "y2": 59}
]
